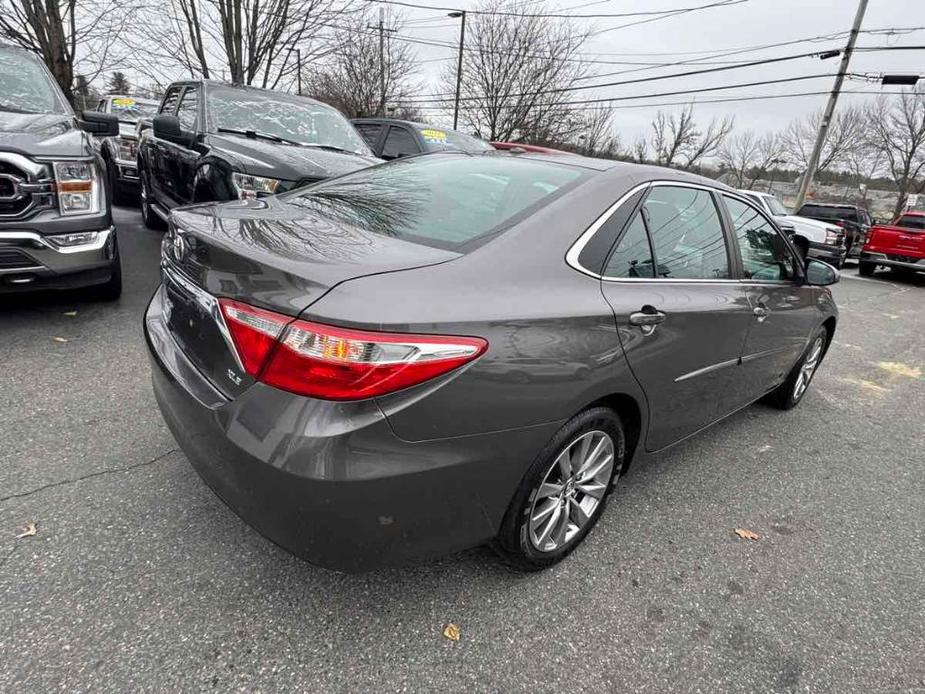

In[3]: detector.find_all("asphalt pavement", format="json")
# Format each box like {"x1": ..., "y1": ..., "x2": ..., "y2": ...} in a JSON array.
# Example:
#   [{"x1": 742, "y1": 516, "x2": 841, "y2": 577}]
[{"x1": 1, "y1": 206, "x2": 923, "y2": 692}]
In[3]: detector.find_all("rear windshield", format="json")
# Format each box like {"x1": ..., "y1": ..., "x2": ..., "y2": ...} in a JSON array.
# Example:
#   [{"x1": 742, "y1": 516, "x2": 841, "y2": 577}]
[
  {"x1": 896, "y1": 214, "x2": 925, "y2": 230},
  {"x1": 415, "y1": 126, "x2": 494, "y2": 153},
  {"x1": 283, "y1": 154, "x2": 587, "y2": 251},
  {"x1": 798, "y1": 204, "x2": 858, "y2": 222},
  {"x1": 0, "y1": 47, "x2": 69, "y2": 115}
]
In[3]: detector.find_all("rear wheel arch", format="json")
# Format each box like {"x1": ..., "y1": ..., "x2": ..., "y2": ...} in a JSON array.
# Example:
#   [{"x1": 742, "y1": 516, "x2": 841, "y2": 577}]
[
  {"x1": 584, "y1": 393, "x2": 643, "y2": 472},
  {"x1": 821, "y1": 316, "x2": 837, "y2": 356}
]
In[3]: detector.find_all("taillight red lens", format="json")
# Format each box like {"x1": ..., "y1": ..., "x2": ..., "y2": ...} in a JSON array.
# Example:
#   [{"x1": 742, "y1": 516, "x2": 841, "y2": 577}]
[
  {"x1": 219, "y1": 299, "x2": 487, "y2": 400},
  {"x1": 219, "y1": 298, "x2": 291, "y2": 376}
]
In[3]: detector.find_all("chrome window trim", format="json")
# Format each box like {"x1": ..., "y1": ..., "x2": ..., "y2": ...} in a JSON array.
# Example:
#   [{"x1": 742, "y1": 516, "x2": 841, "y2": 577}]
[{"x1": 566, "y1": 179, "x2": 742, "y2": 284}]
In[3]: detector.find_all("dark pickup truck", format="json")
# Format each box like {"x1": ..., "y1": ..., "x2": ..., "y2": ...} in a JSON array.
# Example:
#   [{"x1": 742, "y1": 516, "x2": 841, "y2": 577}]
[
  {"x1": 859, "y1": 211, "x2": 925, "y2": 277},
  {"x1": 795, "y1": 202, "x2": 872, "y2": 260},
  {"x1": 0, "y1": 45, "x2": 122, "y2": 298},
  {"x1": 136, "y1": 81, "x2": 379, "y2": 229}
]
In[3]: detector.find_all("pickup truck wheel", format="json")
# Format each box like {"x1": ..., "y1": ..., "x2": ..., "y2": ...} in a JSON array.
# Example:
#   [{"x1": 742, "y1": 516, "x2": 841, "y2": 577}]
[
  {"x1": 140, "y1": 172, "x2": 166, "y2": 230},
  {"x1": 858, "y1": 261, "x2": 875, "y2": 277}
]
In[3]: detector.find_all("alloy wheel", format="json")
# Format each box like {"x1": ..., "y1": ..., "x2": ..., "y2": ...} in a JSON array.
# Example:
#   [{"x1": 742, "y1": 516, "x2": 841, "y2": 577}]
[
  {"x1": 793, "y1": 336, "x2": 824, "y2": 401},
  {"x1": 528, "y1": 430, "x2": 615, "y2": 553}
]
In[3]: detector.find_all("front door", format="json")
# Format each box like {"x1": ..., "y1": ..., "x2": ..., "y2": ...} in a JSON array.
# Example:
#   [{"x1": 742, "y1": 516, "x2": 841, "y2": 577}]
[
  {"x1": 599, "y1": 184, "x2": 754, "y2": 451},
  {"x1": 722, "y1": 195, "x2": 818, "y2": 406}
]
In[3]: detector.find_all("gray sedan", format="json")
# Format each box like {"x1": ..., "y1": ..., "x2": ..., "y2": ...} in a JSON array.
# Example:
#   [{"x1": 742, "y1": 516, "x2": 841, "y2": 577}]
[{"x1": 145, "y1": 153, "x2": 839, "y2": 572}]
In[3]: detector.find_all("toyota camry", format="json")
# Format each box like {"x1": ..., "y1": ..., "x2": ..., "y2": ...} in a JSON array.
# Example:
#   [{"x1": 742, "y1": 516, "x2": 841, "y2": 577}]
[{"x1": 145, "y1": 152, "x2": 839, "y2": 572}]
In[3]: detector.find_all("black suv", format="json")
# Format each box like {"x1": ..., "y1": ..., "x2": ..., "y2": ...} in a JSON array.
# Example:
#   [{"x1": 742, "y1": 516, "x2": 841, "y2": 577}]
[
  {"x1": 136, "y1": 81, "x2": 379, "y2": 229},
  {"x1": 352, "y1": 118, "x2": 494, "y2": 160},
  {"x1": 795, "y1": 202, "x2": 872, "y2": 259},
  {"x1": 0, "y1": 45, "x2": 122, "y2": 298}
]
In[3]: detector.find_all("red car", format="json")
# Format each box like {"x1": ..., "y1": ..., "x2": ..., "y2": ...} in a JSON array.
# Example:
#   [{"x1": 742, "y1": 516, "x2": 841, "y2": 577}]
[
  {"x1": 859, "y1": 211, "x2": 925, "y2": 276},
  {"x1": 491, "y1": 141, "x2": 570, "y2": 154}
]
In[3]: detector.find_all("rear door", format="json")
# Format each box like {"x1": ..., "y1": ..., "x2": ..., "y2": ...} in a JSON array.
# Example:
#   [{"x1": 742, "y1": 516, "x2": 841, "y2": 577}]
[
  {"x1": 722, "y1": 194, "x2": 817, "y2": 404},
  {"x1": 599, "y1": 183, "x2": 754, "y2": 451}
]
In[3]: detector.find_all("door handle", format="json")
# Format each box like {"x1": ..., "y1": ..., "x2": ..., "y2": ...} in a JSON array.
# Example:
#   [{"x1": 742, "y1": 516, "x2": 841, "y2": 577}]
[
  {"x1": 753, "y1": 305, "x2": 769, "y2": 322},
  {"x1": 629, "y1": 306, "x2": 666, "y2": 335}
]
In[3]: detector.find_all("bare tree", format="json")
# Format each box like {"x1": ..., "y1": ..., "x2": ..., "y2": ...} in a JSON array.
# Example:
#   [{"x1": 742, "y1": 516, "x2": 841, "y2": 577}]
[
  {"x1": 632, "y1": 136, "x2": 648, "y2": 163},
  {"x1": 439, "y1": 0, "x2": 590, "y2": 142},
  {"x1": 564, "y1": 108, "x2": 622, "y2": 158},
  {"x1": 781, "y1": 104, "x2": 865, "y2": 174},
  {"x1": 305, "y1": 9, "x2": 418, "y2": 118},
  {"x1": 866, "y1": 90, "x2": 925, "y2": 216},
  {"x1": 649, "y1": 104, "x2": 733, "y2": 170},
  {"x1": 130, "y1": 0, "x2": 351, "y2": 90},
  {"x1": 719, "y1": 130, "x2": 785, "y2": 189},
  {"x1": 0, "y1": 0, "x2": 131, "y2": 106}
]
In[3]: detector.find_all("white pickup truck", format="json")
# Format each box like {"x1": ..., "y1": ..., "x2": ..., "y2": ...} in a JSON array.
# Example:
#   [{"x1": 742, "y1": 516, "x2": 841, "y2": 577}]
[{"x1": 738, "y1": 190, "x2": 848, "y2": 267}]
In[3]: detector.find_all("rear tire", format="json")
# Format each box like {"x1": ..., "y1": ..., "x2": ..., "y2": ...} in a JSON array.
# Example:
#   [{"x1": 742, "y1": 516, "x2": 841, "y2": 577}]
[
  {"x1": 766, "y1": 326, "x2": 828, "y2": 410},
  {"x1": 493, "y1": 407, "x2": 625, "y2": 571},
  {"x1": 858, "y1": 261, "x2": 875, "y2": 277},
  {"x1": 140, "y1": 171, "x2": 166, "y2": 230}
]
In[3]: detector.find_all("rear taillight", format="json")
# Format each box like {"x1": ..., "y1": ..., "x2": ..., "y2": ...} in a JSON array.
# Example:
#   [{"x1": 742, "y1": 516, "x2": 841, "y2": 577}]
[{"x1": 219, "y1": 299, "x2": 487, "y2": 400}]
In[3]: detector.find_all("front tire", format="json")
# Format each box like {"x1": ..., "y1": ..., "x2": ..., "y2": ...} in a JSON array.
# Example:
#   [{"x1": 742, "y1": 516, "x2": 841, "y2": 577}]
[
  {"x1": 766, "y1": 327, "x2": 828, "y2": 410},
  {"x1": 493, "y1": 407, "x2": 625, "y2": 571},
  {"x1": 140, "y1": 171, "x2": 166, "y2": 230},
  {"x1": 87, "y1": 235, "x2": 122, "y2": 301}
]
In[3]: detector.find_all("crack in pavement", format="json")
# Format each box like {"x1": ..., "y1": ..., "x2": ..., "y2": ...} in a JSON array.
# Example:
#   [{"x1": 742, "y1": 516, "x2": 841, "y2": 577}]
[{"x1": 0, "y1": 448, "x2": 180, "y2": 506}]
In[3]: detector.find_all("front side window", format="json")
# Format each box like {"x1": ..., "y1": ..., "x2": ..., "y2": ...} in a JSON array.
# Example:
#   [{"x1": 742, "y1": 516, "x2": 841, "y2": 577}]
[
  {"x1": 207, "y1": 87, "x2": 371, "y2": 155},
  {"x1": 603, "y1": 213, "x2": 655, "y2": 278},
  {"x1": 0, "y1": 47, "x2": 69, "y2": 114},
  {"x1": 283, "y1": 155, "x2": 587, "y2": 252},
  {"x1": 176, "y1": 88, "x2": 199, "y2": 130},
  {"x1": 643, "y1": 186, "x2": 730, "y2": 280},
  {"x1": 381, "y1": 127, "x2": 420, "y2": 159},
  {"x1": 725, "y1": 196, "x2": 797, "y2": 281}
]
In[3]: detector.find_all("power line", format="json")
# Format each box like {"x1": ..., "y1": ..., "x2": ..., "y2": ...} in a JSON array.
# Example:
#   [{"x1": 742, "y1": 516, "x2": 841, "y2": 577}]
[{"x1": 360, "y1": 0, "x2": 749, "y2": 20}]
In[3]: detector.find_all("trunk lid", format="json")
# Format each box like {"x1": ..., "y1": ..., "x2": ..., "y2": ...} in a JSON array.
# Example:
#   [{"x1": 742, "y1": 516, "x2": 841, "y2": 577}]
[{"x1": 161, "y1": 197, "x2": 460, "y2": 398}]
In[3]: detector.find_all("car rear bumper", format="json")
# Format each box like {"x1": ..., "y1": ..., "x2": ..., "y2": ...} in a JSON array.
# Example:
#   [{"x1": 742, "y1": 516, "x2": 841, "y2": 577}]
[
  {"x1": 0, "y1": 226, "x2": 117, "y2": 292},
  {"x1": 860, "y1": 251, "x2": 925, "y2": 273},
  {"x1": 144, "y1": 285, "x2": 557, "y2": 572},
  {"x1": 807, "y1": 241, "x2": 847, "y2": 264}
]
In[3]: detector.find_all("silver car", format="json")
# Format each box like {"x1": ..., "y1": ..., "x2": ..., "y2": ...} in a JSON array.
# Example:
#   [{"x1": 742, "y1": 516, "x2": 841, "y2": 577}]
[{"x1": 146, "y1": 153, "x2": 839, "y2": 572}]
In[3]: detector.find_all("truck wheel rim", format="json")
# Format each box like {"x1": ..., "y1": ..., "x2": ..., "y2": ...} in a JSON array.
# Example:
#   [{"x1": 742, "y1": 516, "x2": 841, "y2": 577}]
[{"x1": 528, "y1": 430, "x2": 614, "y2": 553}]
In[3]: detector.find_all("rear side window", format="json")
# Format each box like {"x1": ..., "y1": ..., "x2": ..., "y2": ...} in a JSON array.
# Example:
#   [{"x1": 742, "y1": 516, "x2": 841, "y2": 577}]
[
  {"x1": 642, "y1": 186, "x2": 730, "y2": 280},
  {"x1": 604, "y1": 214, "x2": 654, "y2": 278},
  {"x1": 382, "y1": 126, "x2": 420, "y2": 159},
  {"x1": 284, "y1": 155, "x2": 587, "y2": 251},
  {"x1": 354, "y1": 123, "x2": 383, "y2": 148},
  {"x1": 896, "y1": 214, "x2": 925, "y2": 230},
  {"x1": 725, "y1": 196, "x2": 797, "y2": 281}
]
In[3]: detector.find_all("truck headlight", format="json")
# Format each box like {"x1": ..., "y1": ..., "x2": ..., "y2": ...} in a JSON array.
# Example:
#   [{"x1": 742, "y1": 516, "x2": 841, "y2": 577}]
[
  {"x1": 825, "y1": 227, "x2": 842, "y2": 245},
  {"x1": 53, "y1": 160, "x2": 101, "y2": 216},
  {"x1": 231, "y1": 172, "x2": 280, "y2": 199},
  {"x1": 117, "y1": 137, "x2": 137, "y2": 163}
]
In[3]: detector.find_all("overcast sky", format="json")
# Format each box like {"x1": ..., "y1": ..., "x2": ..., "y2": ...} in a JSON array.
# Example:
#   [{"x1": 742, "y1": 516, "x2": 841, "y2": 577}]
[{"x1": 392, "y1": 0, "x2": 924, "y2": 140}]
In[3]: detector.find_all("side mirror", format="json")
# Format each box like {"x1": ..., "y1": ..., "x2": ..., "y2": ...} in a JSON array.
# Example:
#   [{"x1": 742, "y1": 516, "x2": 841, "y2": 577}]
[
  {"x1": 805, "y1": 259, "x2": 839, "y2": 286},
  {"x1": 79, "y1": 111, "x2": 119, "y2": 137},
  {"x1": 153, "y1": 114, "x2": 193, "y2": 145}
]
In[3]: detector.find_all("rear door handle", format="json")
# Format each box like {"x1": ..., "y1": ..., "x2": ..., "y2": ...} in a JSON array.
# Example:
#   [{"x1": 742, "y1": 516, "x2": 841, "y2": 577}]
[{"x1": 629, "y1": 310, "x2": 667, "y2": 326}]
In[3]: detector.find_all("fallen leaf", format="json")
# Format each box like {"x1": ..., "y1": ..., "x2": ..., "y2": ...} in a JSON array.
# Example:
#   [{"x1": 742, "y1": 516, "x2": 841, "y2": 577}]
[
  {"x1": 757, "y1": 444, "x2": 772, "y2": 453},
  {"x1": 63, "y1": 311, "x2": 78, "y2": 317},
  {"x1": 52, "y1": 336, "x2": 69, "y2": 343},
  {"x1": 442, "y1": 623, "x2": 460, "y2": 642},
  {"x1": 16, "y1": 522, "x2": 37, "y2": 539},
  {"x1": 733, "y1": 528, "x2": 760, "y2": 541}
]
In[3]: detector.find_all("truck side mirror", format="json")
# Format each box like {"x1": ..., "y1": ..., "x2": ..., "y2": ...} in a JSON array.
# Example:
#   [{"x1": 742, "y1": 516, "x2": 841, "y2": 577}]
[
  {"x1": 153, "y1": 114, "x2": 193, "y2": 145},
  {"x1": 79, "y1": 111, "x2": 119, "y2": 137}
]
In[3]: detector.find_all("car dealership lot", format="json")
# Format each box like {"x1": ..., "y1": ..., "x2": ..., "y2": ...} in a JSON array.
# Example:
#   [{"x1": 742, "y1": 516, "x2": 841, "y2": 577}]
[{"x1": 1, "y1": 207, "x2": 923, "y2": 692}]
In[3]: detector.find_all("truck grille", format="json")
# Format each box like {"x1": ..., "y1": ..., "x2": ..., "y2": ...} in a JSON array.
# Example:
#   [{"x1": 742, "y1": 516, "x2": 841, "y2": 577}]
[
  {"x1": 0, "y1": 249, "x2": 40, "y2": 270},
  {"x1": 0, "y1": 162, "x2": 35, "y2": 218}
]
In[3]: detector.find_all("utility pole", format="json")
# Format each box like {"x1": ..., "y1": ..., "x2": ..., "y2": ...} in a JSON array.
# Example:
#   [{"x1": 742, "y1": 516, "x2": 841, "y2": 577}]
[
  {"x1": 368, "y1": 7, "x2": 395, "y2": 116},
  {"x1": 449, "y1": 10, "x2": 466, "y2": 130},
  {"x1": 792, "y1": 0, "x2": 868, "y2": 211}
]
